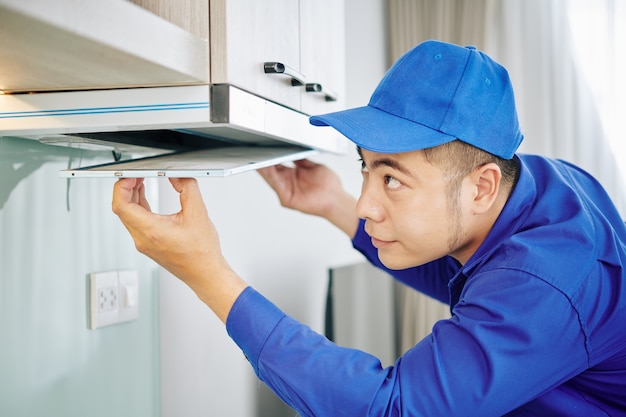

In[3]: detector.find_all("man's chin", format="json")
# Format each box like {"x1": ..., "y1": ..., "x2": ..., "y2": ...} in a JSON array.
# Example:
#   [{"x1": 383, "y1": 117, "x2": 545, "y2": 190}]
[{"x1": 378, "y1": 253, "x2": 418, "y2": 270}]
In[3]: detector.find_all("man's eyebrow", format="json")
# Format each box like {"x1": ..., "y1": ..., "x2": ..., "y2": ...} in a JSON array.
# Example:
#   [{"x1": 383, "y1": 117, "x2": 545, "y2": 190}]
[
  {"x1": 369, "y1": 158, "x2": 414, "y2": 177},
  {"x1": 357, "y1": 146, "x2": 415, "y2": 177}
]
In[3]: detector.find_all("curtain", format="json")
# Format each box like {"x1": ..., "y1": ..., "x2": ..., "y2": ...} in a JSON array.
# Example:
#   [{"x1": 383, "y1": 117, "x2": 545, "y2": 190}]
[
  {"x1": 487, "y1": 0, "x2": 626, "y2": 213},
  {"x1": 388, "y1": 0, "x2": 626, "y2": 354},
  {"x1": 388, "y1": 0, "x2": 497, "y2": 61}
]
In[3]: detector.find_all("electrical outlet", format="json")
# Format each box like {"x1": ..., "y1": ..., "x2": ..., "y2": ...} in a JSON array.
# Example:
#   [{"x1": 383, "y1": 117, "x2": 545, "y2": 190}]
[
  {"x1": 98, "y1": 286, "x2": 119, "y2": 311},
  {"x1": 89, "y1": 270, "x2": 139, "y2": 329}
]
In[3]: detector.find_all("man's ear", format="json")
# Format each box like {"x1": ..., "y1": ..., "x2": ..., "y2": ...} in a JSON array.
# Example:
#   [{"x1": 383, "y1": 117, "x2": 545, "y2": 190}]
[{"x1": 470, "y1": 163, "x2": 502, "y2": 214}]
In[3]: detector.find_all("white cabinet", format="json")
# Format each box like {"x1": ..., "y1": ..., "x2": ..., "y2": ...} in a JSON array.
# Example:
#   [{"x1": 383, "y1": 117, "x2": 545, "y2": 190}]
[
  {"x1": 209, "y1": 0, "x2": 345, "y2": 115},
  {"x1": 0, "y1": 0, "x2": 345, "y2": 114},
  {"x1": 299, "y1": 0, "x2": 346, "y2": 116},
  {"x1": 210, "y1": 0, "x2": 301, "y2": 111},
  {"x1": 96, "y1": 0, "x2": 346, "y2": 115}
]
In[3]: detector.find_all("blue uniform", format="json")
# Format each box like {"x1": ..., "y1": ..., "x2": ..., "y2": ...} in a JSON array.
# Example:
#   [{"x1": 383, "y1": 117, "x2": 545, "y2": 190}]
[{"x1": 227, "y1": 154, "x2": 626, "y2": 416}]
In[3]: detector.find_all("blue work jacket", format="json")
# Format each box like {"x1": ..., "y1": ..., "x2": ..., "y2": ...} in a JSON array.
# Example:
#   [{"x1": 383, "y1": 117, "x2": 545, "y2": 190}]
[{"x1": 227, "y1": 154, "x2": 626, "y2": 416}]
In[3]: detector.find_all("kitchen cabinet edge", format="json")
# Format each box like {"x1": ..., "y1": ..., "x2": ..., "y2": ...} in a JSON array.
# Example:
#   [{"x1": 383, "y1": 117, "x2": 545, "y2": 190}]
[{"x1": 0, "y1": 0, "x2": 209, "y2": 93}]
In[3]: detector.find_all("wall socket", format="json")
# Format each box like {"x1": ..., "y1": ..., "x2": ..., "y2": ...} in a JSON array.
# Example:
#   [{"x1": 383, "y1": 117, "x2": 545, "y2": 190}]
[{"x1": 89, "y1": 270, "x2": 139, "y2": 329}]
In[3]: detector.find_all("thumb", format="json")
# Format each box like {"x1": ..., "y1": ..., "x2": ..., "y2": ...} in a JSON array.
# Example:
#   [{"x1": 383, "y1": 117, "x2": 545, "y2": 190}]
[{"x1": 169, "y1": 178, "x2": 207, "y2": 218}]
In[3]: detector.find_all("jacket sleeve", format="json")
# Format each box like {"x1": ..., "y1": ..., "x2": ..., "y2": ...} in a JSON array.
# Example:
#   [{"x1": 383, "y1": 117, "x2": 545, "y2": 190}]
[
  {"x1": 352, "y1": 218, "x2": 454, "y2": 304},
  {"x1": 227, "y1": 269, "x2": 589, "y2": 417}
]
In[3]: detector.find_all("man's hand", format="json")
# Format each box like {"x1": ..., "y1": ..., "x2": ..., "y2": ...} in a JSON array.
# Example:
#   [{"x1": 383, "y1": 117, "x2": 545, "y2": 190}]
[
  {"x1": 258, "y1": 160, "x2": 360, "y2": 237},
  {"x1": 112, "y1": 177, "x2": 247, "y2": 323}
]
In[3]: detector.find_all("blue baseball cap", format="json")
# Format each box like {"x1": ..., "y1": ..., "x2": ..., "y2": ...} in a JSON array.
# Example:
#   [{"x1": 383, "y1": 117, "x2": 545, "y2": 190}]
[{"x1": 310, "y1": 40, "x2": 524, "y2": 159}]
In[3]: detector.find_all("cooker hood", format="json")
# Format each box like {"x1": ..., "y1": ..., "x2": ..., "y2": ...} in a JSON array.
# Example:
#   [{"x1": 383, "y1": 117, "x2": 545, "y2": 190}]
[{"x1": 0, "y1": 83, "x2": 350, "y2": 177}]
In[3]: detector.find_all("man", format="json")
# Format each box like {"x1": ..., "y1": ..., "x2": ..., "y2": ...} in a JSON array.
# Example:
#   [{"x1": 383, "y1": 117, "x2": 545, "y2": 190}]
[{"x1": 112, "y1": 40, "x2": 626, "y2": 416}]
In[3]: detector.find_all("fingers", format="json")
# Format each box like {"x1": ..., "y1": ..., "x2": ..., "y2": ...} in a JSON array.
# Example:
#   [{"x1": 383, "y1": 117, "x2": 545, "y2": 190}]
[
  {"x1": 257, "y1": 165, "x2": 283, "y2": 189},
  {"x1": 136, "y1": 180, "x2": 152, "y2": 211},
  {"x1": 113, "y1": 178, "x2": 204, "y2": 222},
  {"x1": 293, "y1": 159, "x2": 318, "y2": 169},
  {"x1": 112, "y1": 178, "x2": 142, "y2": 213},
  {"x1": 112, "y1": 177, "x2": 158, "y2": 235},
  {"x1": 256, "y1": 165, "x2": 275, "y2": 180}
]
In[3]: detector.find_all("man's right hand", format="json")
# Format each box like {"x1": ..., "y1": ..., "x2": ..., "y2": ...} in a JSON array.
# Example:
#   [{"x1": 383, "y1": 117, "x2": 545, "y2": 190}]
[{"x1": 112, "y1": 177, "x2": 247, "y2": 323}]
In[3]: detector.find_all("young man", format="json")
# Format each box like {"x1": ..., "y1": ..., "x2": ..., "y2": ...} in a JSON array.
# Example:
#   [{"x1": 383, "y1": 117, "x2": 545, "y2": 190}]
[{"x1": 112, "y1": 40, "x2": 626, "y2": 416}]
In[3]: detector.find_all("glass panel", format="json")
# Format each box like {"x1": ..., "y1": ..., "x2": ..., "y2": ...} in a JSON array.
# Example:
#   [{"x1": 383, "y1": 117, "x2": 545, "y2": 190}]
[{"x1": 0, "y1": 136, "x2": 160, "y2": 417}]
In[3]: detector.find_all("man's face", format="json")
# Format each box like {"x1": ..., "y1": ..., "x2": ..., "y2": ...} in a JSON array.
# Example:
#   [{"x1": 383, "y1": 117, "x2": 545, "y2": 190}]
[{"x1": 357, "y1": 148, "x2": 472, "y2": 269}]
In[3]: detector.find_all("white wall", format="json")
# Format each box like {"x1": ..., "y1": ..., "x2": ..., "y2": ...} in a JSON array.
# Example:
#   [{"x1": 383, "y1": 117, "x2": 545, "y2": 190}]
[
  {"x1": 158, "y1": 1, "x2": 388, "y2": 416},
  {"x1": 0, "y1": 138, "x2": 160, "y2": 417}
]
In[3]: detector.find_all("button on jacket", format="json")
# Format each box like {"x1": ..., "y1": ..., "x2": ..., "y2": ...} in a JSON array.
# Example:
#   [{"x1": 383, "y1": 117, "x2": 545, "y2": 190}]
[{"x1": 227, "y1": 154, "x2": 626, "y2": 416}]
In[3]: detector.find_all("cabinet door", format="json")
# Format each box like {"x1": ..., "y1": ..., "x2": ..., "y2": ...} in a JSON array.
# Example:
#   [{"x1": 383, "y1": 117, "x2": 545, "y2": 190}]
[
  {"x1": 210, "y1": 0, "x2": 301, "y2": 111},
  {"x1": 299, "y1": 0, "x2": 346, "y2": 116}
]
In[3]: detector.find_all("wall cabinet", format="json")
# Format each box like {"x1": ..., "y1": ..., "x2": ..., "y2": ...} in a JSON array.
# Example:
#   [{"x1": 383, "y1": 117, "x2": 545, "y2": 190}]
[
  {"x1": 135, "y1": 0, "x2": 346, "y2": 115},
  {"x1": 0, "y1": 0, "x2": 349, "y2": 172},
  {"x1": 208, "y1": 0, "x2": 346, "y2": 114},
  {"x1": 209, "y1": 0, "x2": 300, "y2": 111},
  {"x1": 298, "y1": 0, "x2": 346, "y2": 116},
  {"x1": 0, "y1": 0, "x2": 345, "y2": 116}
]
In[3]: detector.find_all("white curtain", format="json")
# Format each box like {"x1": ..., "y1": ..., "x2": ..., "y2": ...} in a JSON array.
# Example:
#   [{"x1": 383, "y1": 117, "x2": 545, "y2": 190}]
[
  {"x1": 388, "y1": 0, "x2": 626, "y2": 354},
  {"x1": 567, "y1": 0, "x2": 626, "y2": 190},
  {"x1": 487, "y1": 0, "x2": 626, "y2": 213}
]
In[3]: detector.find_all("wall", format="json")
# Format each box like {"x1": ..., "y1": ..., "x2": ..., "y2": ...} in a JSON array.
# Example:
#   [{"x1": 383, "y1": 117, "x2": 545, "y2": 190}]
[
  {"x1": 158, "y1": 153, "x2": 366, "y2": 417},
  {"x1": 158, "y1": 1, "x2": 389, "y2": 416},
  {"x1": 0, "y1": 137, "x2": 160, "y2": 417}
]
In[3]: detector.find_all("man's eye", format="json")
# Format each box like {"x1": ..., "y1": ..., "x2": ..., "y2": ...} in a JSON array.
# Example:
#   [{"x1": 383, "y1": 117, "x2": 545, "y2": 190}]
[{"x1": 384, "y1": 176, "x2": 401, "y2": 189}]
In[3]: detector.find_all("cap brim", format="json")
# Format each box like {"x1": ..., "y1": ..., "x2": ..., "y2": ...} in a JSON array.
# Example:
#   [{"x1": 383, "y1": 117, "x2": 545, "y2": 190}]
[{"x1": 310, "y1": 105, "x2": 457, "y2": 154}]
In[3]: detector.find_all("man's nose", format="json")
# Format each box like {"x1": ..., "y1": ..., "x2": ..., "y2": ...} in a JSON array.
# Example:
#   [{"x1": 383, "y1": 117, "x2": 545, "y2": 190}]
[{"x1": 356, "y1": 185, "x2": 385, "y2": 222}]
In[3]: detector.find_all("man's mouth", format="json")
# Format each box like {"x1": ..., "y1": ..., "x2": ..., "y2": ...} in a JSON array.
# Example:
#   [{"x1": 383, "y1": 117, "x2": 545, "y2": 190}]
[{"x1": 370, "y1": 236, "x2": 395, "y2": 249}]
